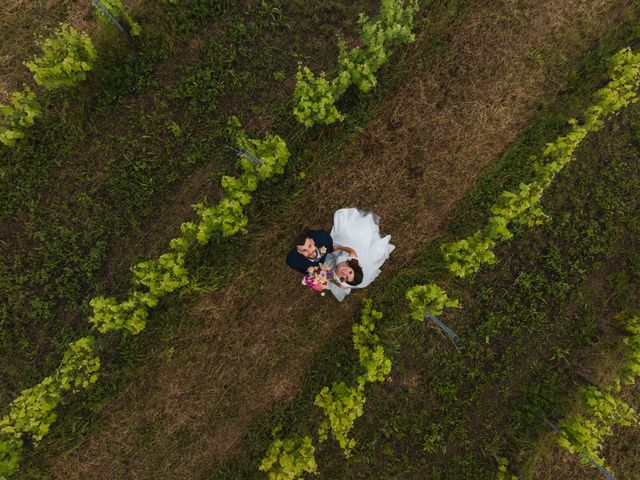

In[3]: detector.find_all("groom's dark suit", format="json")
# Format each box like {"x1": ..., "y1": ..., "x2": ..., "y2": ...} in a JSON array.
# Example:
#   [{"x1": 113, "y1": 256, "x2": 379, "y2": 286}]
[{"x1": 286, "y1": 230, "x2": 334, "y2": 274}]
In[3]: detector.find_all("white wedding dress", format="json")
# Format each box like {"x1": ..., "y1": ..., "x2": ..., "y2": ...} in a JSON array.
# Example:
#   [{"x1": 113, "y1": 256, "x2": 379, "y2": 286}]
[{"x1": 324, "y1": 208, "x2": 395, "y2": 302}]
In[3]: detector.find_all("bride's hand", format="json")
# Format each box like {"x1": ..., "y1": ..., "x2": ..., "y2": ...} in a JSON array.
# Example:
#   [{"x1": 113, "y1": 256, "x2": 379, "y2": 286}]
[{"x1": 334, "y1": 243, "x2": 357, "y2": 259}]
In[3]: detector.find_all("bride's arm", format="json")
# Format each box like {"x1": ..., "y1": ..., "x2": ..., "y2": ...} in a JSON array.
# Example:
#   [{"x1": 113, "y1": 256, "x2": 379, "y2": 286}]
[{"x1": 333, "y1": 243, "x2": 358, "y2": 259}]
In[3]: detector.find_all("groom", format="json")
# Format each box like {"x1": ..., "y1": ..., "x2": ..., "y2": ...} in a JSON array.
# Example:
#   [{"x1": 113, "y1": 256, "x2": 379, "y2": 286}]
[{"x1": 286, "y1": 229, "x2": 334, "y2": 274}]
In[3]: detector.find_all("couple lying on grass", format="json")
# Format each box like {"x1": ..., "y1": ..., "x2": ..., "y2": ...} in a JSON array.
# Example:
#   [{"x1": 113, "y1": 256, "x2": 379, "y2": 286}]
[{"x1": 286, "y1": 208, "x2": 395, "y2": 301}]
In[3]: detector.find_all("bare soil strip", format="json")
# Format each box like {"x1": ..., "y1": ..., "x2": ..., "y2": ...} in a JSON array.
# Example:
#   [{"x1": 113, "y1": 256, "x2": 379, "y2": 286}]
[{"x1": 47, "y1": 1, "x2": 634, "y2": 478}]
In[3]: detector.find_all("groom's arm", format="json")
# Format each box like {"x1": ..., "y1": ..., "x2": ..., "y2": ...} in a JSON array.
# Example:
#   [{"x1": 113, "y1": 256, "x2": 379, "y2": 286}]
[
  {"x1": 311, "y1": 230, "x2": 334, "y2": 253},
  {"x1": 286, "y1": 250, "x2": 309, "y2": 274}
]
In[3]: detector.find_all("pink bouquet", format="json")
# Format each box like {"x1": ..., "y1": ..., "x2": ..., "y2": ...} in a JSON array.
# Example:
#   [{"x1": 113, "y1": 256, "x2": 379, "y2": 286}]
[{"x1": 302, "y1": 264, "x2": 337, "y2": 293}]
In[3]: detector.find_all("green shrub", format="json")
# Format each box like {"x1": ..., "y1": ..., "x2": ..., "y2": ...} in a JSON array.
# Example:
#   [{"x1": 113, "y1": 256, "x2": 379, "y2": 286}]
[
  {"x1": 259, "y1": 433, "x2": 317, "y2": 480},
  {"x1": 315, "y1": 380, "x2": 366, "y2": 457},
  {"x1": 0, "y1": 86, "x2": 40, "y2": 147},
  {"x1": 24, "y1": 24, "x2": 97, "y2": 90},
  {"x1": 353, "y1": 299, "x2": 392, "y2": 383},
  {"x1": 293, "y1": 0, "x2": 419, "y2": 127},
  {"x1": 292, "y1": 66, "x2": 345, "y2": 127},
  {"x1": 0, "y1": 432, "x2": 22, "y2": 478},
  {"x1": 558, "y1": 381, "x2": 637, "y2": 468},
  {"x1": 620, "y1": 315, "x2": 640, "y2": 384},
  {"x1": 0, "y1": 337, "x2": 100, "y2": 477},
  {"x1": 406, "y1": 284, "x2": 460, "y2": 319}
]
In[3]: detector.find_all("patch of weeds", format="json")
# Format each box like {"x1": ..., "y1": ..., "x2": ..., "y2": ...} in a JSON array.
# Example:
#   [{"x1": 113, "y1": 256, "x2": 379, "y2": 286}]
[{"x1": 168, "y1": 44, "x2": 239, "y2": 114}]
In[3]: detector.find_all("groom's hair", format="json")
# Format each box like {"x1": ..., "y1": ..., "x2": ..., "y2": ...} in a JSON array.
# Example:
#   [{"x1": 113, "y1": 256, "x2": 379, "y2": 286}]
[
  {"x1": 294, "y1": 233, "x2": 309, "y2": 248},
  {"x1": 346, "y1": 259, "x2": 363, "y2": 286}
]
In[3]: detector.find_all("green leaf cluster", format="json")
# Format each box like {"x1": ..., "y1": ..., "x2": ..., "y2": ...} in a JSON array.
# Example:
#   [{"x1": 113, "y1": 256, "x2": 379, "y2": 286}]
[
  {"x1": 293, "y1": 0, "x2": 419, "y2": 127},
  {"x1": 132, "y1": 252, "x2": 189, "y2": 298},
  {"x1": 441, "y1": 47, "x2": 640, "y2": 278},
  {"x1": 0, "y1": 338, "x2": 100, "y2": 477},
  {"x1": 557, "y1": 312, "x2": 640, "y2": 471},
  {"x1": 490, "y1": 181, "x2": 548, "y2": 228},
  {"x1": 405, "y1": 284, "x2": 460, "y2": 320},
  {"x1": 292, "y1": 67, "x2": 345, "y2": 127},
  {"x1": 93, "y1": 0, "x2": 142, "y2": 36},
  {"x1": 315, "y1": 381, "x2": 365, "y2": 457},
  {"x1": 55, "y1": 337, "x2": 101, "y2": 393},
  {"x1": 24, "y1": 24, "x2": 97, "y2": 90},
  {"x1": 0, "y1": 432, "x2": 21, "y2": 479},
  {"x1": 89, "y1": 291, "x2": 152, "y2": 334},
  {"x1": 620, "y1": 315, "x2": 640, "y2": 385},
  {"x1": 441, "y1": 231, "x2": 498, "y2": 278},
  {"x1": 0, "y1": 87, "x2": 41, "y2": 147},
  {"x1": 558, "y1": 381, "x2": 637, "y2": 469},
  {"x1": 88, "y1": 252, "x2": 189, "y2": 334},
  {"x1": 338, "y1": 0, "x2": 418, "y2": 93},
  {"x1": 353, "y1": 299, "x2": 392, "y2": 384},
  {"x1": 337, "y1": 36, "x2": 386, "y2": 95},
  {"x1": 259, "y1": 433, "x2": 317, "y2": 480}
]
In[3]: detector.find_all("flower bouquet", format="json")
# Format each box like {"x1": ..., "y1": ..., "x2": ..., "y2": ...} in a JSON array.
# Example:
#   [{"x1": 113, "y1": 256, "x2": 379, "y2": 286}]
[{"x1": 302, "y1": 264, "x2": 341, "y2": 295}]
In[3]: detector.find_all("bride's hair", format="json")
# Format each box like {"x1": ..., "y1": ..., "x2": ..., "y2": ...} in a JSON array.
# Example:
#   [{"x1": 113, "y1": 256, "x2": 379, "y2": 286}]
[{"x1": 346, "y1": 259, "x2": 363, "y2": 286}]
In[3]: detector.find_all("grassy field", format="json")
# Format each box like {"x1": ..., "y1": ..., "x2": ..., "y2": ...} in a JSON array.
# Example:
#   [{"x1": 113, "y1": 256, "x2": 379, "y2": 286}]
[
  {"x1": 1, "y1": 0, "x2": 639, "y2": 479},
  {"x1": 198, "y1": 11, "x2": 640, "y2": 480},
  {"x1": 0, "y1": 0, "x2": 382, "y2": 404}
]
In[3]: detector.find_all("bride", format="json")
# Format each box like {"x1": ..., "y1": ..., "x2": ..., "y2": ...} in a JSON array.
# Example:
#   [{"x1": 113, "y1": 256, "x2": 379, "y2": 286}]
[{"x1": 323, "y1": 208, "x2": 395, "y2": 302}]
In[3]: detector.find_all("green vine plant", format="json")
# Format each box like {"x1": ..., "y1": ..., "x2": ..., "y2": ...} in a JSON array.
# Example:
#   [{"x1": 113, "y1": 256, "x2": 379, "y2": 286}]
[
  {"x1": 352, "y1": 299, "x2": 392, "y2": 383},
  {"x1": 557, "y1": 381, "x2": 638, "y2": 470},
  {"x1": 620, "y1": 314, "x2": 640, "y2": 385},
  {"x1": 293, "y1": 0, "x2": 419, "y2": 127},
  {"x1": 260, "y1": 301, "x2": 391, "y2": 476},
  {"x1": 0, "y1": 86, "x2": 41, "y2": 147},
  {"x1": 406, "y1": 283, "x2": 460, "y2": 320},
  {"x1": 24, "y1": 24, "x2": 97, "y2": 90},
  {"x1": 314, "y1": 300, "x2": 391, "y2": 457},
  {"x1": 90, "y1": 119, "x2": 290, "y2": 334},
  {"x1": 185, "y1": 118, "x2": 291, "y2": 242},
  {"x1": 555, "y1": 312, "x2": 640, "y2": 473},
  {"x1": 0, "y1": 337, "x2": 100, "y2": 478},
  {"x1": 315, "y1": 380, "x2": 366, "y2": 457},
  {"x1": 441, "y1": 47, "x2": 640, "y2": 278},
  {"x1": 258, "y1": 430, "x2": 317, "y2": 480},
  {"x1": 93, "y1": 0, "x2": 142, "y2": 36},
  {"x1": 292, "y1": 66, "x2": 346, "y2": 127},
  {"x1": 338, "y1": 0, "x2": 418, "y2": 93},
  {"x1": 0, "y1": 432, "x2": 21, "y2": 479}
]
